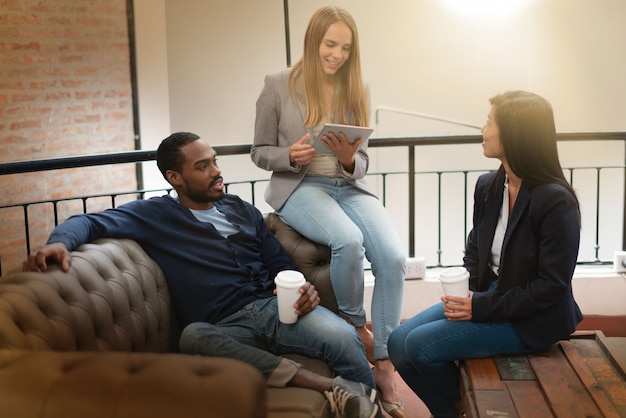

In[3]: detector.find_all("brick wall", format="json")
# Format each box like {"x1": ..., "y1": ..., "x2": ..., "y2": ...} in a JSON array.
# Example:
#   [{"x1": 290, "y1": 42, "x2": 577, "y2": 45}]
[{"x1": 0, "y1": 0, "x2": 136, "y2": 272}]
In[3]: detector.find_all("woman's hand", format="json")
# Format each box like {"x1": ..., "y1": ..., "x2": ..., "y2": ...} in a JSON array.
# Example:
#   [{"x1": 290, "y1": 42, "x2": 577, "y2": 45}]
[
  {"x1": 442, "y1": 291, "x2": 473, "y2": 321},
  {"x1": 290, "y1": 134, "x2": 315, "y2": 166},
  {"x1": 321, "y1": 131, "x2": 362, "y2": 172}
]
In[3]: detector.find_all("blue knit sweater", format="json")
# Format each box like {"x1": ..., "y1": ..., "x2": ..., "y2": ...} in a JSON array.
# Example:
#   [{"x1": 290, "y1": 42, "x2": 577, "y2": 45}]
[{"x1": 48, "y1": 194, "x2": 298, "y2": 326}]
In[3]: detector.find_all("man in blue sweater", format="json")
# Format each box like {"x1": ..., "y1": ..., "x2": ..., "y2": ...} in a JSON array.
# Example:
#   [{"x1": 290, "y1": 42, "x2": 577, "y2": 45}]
[{"x1": 24, "y1": 132, "x2": 380, "y2": 418}]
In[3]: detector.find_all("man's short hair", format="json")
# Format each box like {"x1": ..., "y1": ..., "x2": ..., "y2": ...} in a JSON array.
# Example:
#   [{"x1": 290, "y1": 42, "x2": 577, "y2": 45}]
[{"x1": 156, "y1": 132, "x2": 201, "y2": 180}]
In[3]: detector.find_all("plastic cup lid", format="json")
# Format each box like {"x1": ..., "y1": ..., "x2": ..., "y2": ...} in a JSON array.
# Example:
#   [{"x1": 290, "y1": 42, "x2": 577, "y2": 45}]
[
  {"x1": 439, "y1": 266, "x2": 469, "y2": 282},
  {"x1": 275, "y1": 270, "x2": 305, "y2": 287}
]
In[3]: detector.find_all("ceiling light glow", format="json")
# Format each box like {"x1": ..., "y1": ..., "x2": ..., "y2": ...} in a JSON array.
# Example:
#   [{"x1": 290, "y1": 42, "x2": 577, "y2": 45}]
[{"x1": 441, "y1": 0, "x2": 535, "y2": 19}]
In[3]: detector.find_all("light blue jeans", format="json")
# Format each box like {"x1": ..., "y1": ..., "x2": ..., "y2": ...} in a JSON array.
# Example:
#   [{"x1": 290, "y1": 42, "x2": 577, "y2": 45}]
[
  {"x1": 388, "y1": 303, "x2": 539, "y2": 418},
  {"x1": 277, "y1": 176, "x2": 406, "y2": 360},
  {"x1": 179, "y1": 297, "x2": 375, "y2": 389}
]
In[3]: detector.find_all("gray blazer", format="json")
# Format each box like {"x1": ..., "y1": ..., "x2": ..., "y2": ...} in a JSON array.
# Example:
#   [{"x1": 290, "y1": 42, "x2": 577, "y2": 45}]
[{"x1": 251, "y1": 68, "x2": 373, "y2": 210}]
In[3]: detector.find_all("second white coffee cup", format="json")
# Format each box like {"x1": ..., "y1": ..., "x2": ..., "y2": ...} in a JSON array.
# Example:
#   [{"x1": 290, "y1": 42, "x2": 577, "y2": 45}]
[
  {"x1": 274, "y1": 270, "x2": 306, "y2": 324},
  {"x1": 439, "y1": 266, "x2": 470, "y2": 298}
]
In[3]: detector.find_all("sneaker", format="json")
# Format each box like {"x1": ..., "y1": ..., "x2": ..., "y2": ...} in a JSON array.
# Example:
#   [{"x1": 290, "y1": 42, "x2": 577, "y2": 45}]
[{"x1": 324, "y1": 376, "x2": 379, "y2": 418}]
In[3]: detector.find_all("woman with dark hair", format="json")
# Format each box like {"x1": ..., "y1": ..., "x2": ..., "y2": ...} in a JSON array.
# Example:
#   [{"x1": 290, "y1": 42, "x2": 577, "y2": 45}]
[
  {"x1": 388, "y1": 91, "x2": 582, "y2": 418},
  {"x1": 251, "y1": 6, "x2": 406, "y2": 417}
]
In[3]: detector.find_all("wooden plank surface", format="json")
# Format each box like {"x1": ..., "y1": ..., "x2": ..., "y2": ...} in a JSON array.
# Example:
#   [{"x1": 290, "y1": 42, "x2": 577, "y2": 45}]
[
  {"x1": 505, "y1": 380, "x2": 554, "y2": 418},
  {"x1": 465, "y1": 358, "x2": 502, "y2": 390},
  {"x1": 494, "y1": 355, "x2": 536, "y2": 381},
  {"x1": 473, "y1": 388, "x2": 518, "y2": 418},
  {"x1": 568, "y1": 335, "x2": 626, "y2": 417},
  {"x1": 599, "y1": 335, "x2": 626, "y2": 377},
  {"x1": 560, "y1": 340, "x2": 622, "y2": 418},
  {"x1": 464, "y1": 358, "x2": 518, "y2": 417},
  {"x1": 528, "y1": 344, "x2": 603, "y2": 417},
  {"x1": 459, "y1": 365, "x2": 478, "y2": 418},
  {"x1": 460, "y1": 333, "x2": 626, "y2": 418}
]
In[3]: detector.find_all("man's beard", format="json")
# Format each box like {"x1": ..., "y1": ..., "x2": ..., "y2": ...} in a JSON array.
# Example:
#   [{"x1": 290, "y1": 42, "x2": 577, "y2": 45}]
[{"x1": 183, "y1": 180, "x2": 225, "y2": 203}]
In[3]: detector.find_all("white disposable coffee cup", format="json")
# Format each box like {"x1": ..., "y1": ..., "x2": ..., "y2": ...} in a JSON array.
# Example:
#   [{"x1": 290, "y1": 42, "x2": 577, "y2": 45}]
[
  {"x1": 274, "y1": 270, "x2": 306, "y2": 324},
  {"x1": 439, "y1": 266, "x2": 470, "y2": 298}
]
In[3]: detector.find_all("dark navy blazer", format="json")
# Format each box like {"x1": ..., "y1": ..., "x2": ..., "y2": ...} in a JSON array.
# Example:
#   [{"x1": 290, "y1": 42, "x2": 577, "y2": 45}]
[{"x1": 464, "y1": 170, "x2": 583, "y2": 350}]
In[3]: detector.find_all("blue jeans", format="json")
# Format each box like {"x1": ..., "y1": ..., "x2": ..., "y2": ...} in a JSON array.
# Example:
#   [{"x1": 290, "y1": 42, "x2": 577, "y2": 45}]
[
  {"x1": 179, "y1": 297, "x2": 375, "y2": 389},
  {"x1": 388, "y1": 303, "x2": 539, "y2": 418},
  {"x1": 276, "y1": 176, "x2": 406, "y2": 359}
]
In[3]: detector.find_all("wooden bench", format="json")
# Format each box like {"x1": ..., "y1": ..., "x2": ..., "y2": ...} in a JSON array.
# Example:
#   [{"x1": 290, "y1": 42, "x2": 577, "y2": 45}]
[{"x1": 459, "y1": 330, "x2": 626, "y2": 417}]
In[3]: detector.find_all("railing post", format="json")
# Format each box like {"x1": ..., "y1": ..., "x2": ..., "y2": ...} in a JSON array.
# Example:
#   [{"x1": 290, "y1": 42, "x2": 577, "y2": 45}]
[
  {"x1": 595, "y1": 168, "x2": 601, "y2": 262},
  {"x1": 23, "y1": 205, "x2": 31, "y2": 257},
  {"x1": 381, "y1": 173, "x2": 387, "y2": 207},
  {"x1": 53, "y1": 201, "x2": 59, "y2": 226},
  {"x1": 463, "y1": 171, "x2": 468, "y2": 254},
  {"x1": 250, "y1": 181, "x2": 256, "y2": 206},
  {"x1": 408, "y1": 145, "x2": 415, "y2": 257},
  {"x1": 437, "y1": 172, "x2": 442, "y2": 267}
]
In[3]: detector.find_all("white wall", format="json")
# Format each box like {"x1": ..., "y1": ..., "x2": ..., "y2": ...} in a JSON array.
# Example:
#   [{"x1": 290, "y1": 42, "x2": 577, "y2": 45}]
[
  {"x1": 133, "y1": 0, "x2": 626, "y2": 263},
  {"x1": 148, "y1": 0, "x2": 626, "y2": 137},
  {"x1": 133, "y1": 0, "x2": 171, "y2": 191},
  {"x1": 134, "y1": 0, "x2": 626, "y2": 143}
]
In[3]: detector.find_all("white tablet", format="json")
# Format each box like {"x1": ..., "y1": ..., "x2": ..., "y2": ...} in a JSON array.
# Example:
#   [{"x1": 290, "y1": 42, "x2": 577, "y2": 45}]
[{"x1": 313, "y1": 123, "x2": 374, "y2": 146}]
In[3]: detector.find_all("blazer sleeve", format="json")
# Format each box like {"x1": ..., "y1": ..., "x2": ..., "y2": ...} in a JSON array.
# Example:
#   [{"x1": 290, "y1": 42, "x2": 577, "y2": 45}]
[
  {"x1": 251, "y1": 72, "x2": 301, "y2": 173},
  {"x1": 463, "y1": 171, "x2": 500, "y2": 291},
  {"x1": 463, "y1": 174, "x2": 487, "y2": 286}
]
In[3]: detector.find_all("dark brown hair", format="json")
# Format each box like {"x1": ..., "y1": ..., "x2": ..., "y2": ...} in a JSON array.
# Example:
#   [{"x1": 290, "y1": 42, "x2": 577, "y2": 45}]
[{"x1": 488, "y1": 91, "x2": 578, "y2": 209}]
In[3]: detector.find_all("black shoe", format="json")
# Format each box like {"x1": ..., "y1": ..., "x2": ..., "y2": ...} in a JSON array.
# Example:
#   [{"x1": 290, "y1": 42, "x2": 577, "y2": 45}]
[{"x1": 325, "y1": 376, "x2": 379, "y2": 418}]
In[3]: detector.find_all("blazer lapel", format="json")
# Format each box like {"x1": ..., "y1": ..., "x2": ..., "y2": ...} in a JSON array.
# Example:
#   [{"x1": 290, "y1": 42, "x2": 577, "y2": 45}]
[
  {"x1": 291, "y1": 78, "x2": 312, "y2": 139},
  {"x1": 297, "y1": 96, "x2": 307, "y2": 127},
  {"x1": 501, "y1": 183, "x2": 531, "y2": 254},
  {"x1": 478, "y1": 179, "x2": 504, "y2": 273}
]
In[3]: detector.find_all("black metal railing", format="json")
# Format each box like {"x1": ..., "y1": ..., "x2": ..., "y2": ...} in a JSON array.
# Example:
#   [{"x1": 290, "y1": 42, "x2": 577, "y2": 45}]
[{"x1": 1, "y1": 133, "x2": 625, "y2": 275}]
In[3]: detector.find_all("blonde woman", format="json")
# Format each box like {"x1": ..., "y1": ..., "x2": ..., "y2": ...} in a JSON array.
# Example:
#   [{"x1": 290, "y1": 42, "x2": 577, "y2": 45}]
[{"x1": 251, "y1": 6, "x2": 406, "y2": 418}]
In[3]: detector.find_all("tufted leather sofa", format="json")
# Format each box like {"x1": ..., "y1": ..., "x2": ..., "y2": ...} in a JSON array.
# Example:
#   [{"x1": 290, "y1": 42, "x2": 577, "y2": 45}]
[{"x1": 0, "y1": 214, "x2": 337, "y2": 418}]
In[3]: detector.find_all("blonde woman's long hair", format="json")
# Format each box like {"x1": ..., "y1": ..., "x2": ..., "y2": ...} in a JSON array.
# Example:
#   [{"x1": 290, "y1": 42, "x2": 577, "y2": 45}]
[{"x1": 289, "y1": 6, "x2": 369, "y2": 128}]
